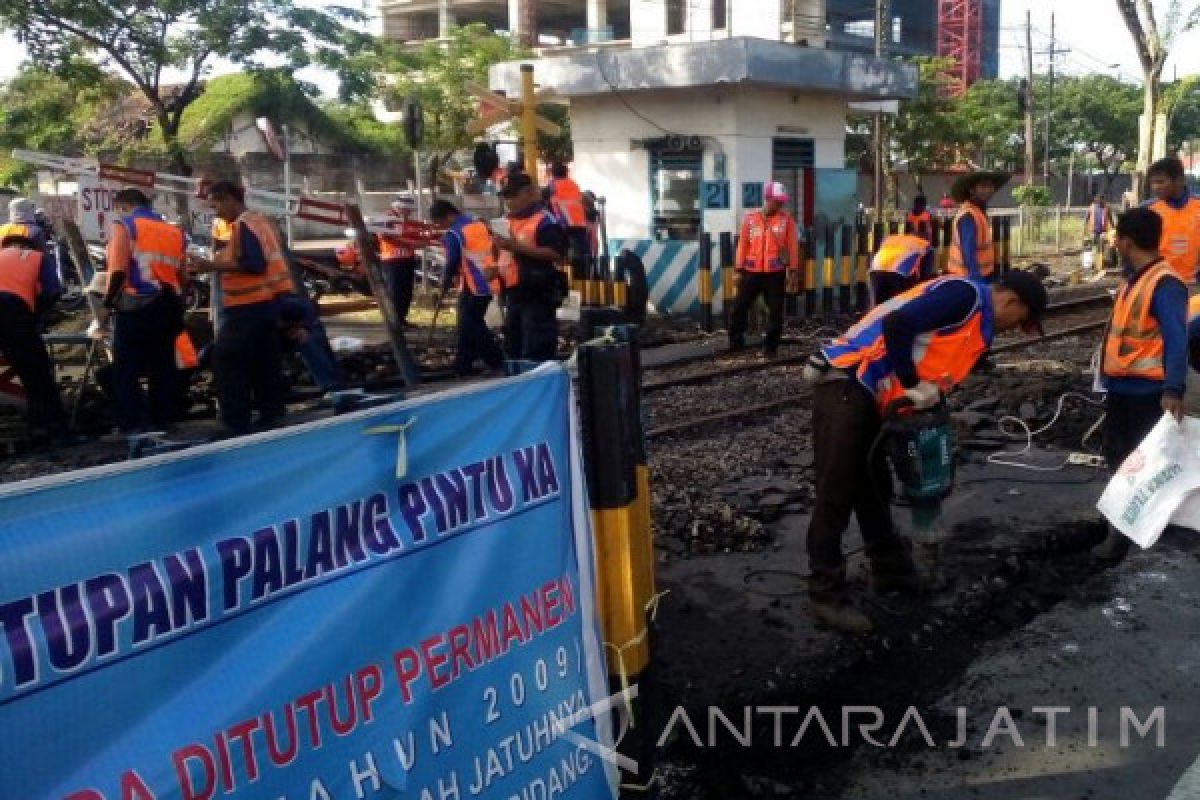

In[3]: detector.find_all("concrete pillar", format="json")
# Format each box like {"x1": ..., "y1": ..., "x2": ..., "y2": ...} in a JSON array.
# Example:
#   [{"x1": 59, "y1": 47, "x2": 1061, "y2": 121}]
[
  {"x1": 587, "y1": 0, "x2": 607, "y2": 40},
  {"x1": 438, "y1": 0, "x2": 455, "y2": 38},
  {"x1": 509, "y1": 0, "x2": 535, "y2": 47}
]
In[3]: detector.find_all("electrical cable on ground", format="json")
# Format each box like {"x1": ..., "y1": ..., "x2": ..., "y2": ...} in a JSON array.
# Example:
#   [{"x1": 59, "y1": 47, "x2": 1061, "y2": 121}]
[{"x1": 985, "y1": 391, "x2": 1106, "y2": 472}]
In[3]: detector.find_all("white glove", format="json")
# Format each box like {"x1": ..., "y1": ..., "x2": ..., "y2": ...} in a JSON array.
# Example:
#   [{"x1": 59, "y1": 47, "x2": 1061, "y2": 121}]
[{"x1": 903, "y1": 381, "x2": 941, "y2": 410}]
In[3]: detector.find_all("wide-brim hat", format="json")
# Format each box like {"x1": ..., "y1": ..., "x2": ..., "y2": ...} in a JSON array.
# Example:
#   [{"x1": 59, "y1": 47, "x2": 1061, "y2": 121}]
[{"x1": 950, "y1": 171, "x2": 1011, "y2": 203}]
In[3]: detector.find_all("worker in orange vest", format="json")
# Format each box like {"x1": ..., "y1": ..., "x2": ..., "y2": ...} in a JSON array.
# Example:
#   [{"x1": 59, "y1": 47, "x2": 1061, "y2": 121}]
[
  {"x1": 187, "y1": 182, "x2": 288, "y2": 434},
  {"x1": 1145, "y1": 156, "x2": 1200, "y2": 284},
  {"x1": 804, "y1": 269, "x2": 1047, "y2": 631},
  {"x1": 947, "y1": 171, "x2": 1008, "y2": 283},
  {"x1": 495, "y1": 172, "x2": 568, "y2": 362},
  {"x1": 1094, "y1": 207, "x2": 1188, "y2": 562},
  {"x1": 905, "y1": 195, "x2": 933, "y2": 242},
  {"x1": 431, "y1": 199, "x2": 504, "y2": 376},
  {"x1": 0, "y1": 198, "x2": 47, "y2": 249},
  {"x1": 379, "y1": 197, "x2": 421, "y2": 327},
  {"x1": 0, "y1": 230, "x2": 68, "y2": 441},
  {"x1": 868, "y1": 233, "x2": 935, "y2": 306},
  {"x1": 545, "y1": 162, "x2": 591, "y2": 278},
  {"x1": 731, "y1": 181, "x2": 800, "y2": 358},
  {"x1": 102, "y1": 188, "x2": 187, "y2": 433}
]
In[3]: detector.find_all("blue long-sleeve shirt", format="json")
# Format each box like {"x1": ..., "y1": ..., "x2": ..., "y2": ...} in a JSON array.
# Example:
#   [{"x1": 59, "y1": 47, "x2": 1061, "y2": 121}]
[
  {"x1": 1106, "y1": 262, "x2": 1188, "y2": 397},
  {"x1": 439, "y1": 214, "x2": 471, "y2": 285},
  {"x1": 881, "y1": 278, "x2": 987, "y2": 388},
  {"x1": 235, "y1": 220, "x2": 268, "y2": 275},
  {"x1": 37, "y1": 249, "x2": 61, "y2": 303}
]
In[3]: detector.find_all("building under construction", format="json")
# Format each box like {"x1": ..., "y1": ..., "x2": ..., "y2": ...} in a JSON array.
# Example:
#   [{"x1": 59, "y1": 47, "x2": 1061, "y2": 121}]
[{"x1": 377, "y1": 1, "x2": 996, "y2": 98}]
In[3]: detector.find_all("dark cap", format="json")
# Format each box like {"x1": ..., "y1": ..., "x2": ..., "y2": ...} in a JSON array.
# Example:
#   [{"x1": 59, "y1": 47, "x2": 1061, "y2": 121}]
[
  {"x1": 499, "y1": 172, "x2": 534, "y2": 198},
  {"x1": 997, "y1": 269, "x2": 1048, "y2": 336}
]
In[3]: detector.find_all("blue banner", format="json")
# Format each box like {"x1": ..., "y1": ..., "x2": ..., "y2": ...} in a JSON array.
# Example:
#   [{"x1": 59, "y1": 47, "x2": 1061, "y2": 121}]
[{"x1": 0, "y1": 365, "x2": 617, "y2": 800}]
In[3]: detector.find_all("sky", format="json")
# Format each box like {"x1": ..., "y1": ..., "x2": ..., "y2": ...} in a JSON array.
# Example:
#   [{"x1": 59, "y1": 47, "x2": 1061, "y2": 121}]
[{"x1": 2, "y1": 1, "x2": 1200, "y2": 92}]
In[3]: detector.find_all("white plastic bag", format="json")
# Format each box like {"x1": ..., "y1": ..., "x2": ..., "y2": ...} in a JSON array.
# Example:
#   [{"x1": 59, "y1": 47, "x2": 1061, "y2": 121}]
[{"x1": 1097, "y1": 413, "x2": 1200, "y2": 548}]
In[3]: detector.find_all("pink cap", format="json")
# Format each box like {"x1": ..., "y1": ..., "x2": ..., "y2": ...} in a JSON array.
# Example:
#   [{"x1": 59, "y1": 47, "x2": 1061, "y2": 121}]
[{"x1": 764, "y1": 181, "x2": 789, "y2": 203}]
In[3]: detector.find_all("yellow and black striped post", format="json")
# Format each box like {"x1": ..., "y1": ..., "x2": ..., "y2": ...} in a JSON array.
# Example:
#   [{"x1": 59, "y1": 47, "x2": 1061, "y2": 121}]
[
  {"x1": 719, "y1": 232, "x2": 736, "y2": 330},
  {"x1": 936, "y1": 217, "x2": 951, "y2": 275},
  {"x1": 821, "y1": 222, "x2": 836, "y2": 314},
  {"x1": 839, "y1": 223, "x2": 854, "y2": 312},
  {"x1": 855, "y1": 223, "x2": 870, "y2": 311},
  {"x1": 698, "y1": 232, "x2": 714, "y2": 332},
  {"x1": 992, "y1": 216, "x2": 1004, "y2": 279},
  {"x1": 804, "y1": 228, "x2": 818, "y2": 318},
  {"x1": 613, "y1": 252, "x2": 629, "y2": 309},
  {"x1": 577, "y1": 332, "x2": 658, "y2": 785}
]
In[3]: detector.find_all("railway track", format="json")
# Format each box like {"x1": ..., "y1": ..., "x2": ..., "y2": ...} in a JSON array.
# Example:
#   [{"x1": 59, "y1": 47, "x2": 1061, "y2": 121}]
[{"x1": 642, "y1": 290, "x2": 1113, "y2": 441}]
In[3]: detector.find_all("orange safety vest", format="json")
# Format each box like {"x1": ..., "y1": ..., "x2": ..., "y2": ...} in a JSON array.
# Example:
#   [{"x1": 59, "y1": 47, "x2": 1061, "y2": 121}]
[
  {"x1": 1149, "y1": 197, "x2": 1200, "y2": 283},
  {"x1": 119, "y1": 215, "x2": 185, "y2": 294},
  {"x1": 379, "y1": 211, "x2": 417, "y2": 260},
  {"x1": 219, "y1": 213, "x2": 278, "y2": 308},
  {"x1": 947, "y1": 203, "x2": 995, "y2": 280},
  {"x1": 906, "y1": 210, "x2": 933, "y2": 239},
  {"x1": 736, "y1": 210, "x2": 797, "y2": 273},
  {"x1": 1103, "y1": 260, "x2": 1181, "y2": 382},
  {"x1": 870, "y1": 234, "x2": 933, "y2": 279},
  {"x1": 175, "y1": 331, "x2": 199, "y2": 370},
  {"x1": 1190, "y1": 293, "x2": 1200, "y2": 323},
  {"x1": 822, "y1": 276, "x2": 992, "y2": 413},
  {"x1": 453, "y1": 219, "x2": 501, "y2": 297},
  {"x1": 498, "y1": 210, "x2": 554, "y2": 290},
  {"x1": 0, "y1": 247, "x2": 42, "y2": 311},
  {"x1": 550, "y1": 178, "x2": 586, "y2": 228}
]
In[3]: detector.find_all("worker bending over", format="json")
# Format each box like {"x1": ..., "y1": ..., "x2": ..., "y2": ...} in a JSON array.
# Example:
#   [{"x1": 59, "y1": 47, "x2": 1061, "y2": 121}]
[
  {"x1": 1145, "y1": 157, "x2": 1200, "y2": 284},
  {"x1": 430, "y1": 200, "x2": 504, "y2": 377},
  {"x1": 103, "y1": 189, "x2": 186, "y2": 434},
  {"x1": 1093, "y1": 208, "x2": 1188, "y2": 562},
  {"x1": 188, "y1": 182, "x2": 291, "y2": 434},
  {"x1": 868, "y1": 233, "x2": 935, "y2": 307},
  {"x1": 948, "y1": 171, "x2": 1008, "y2": 283},
  {"x1": 731, "y1": 181, "x2": 800, "y2": 358},
  {"x1": 803, "y1": 270, "x2": 1047, "y2": 633},
  {"x1": 0, "y1": 231, "x2": 68, "y2": 442}
]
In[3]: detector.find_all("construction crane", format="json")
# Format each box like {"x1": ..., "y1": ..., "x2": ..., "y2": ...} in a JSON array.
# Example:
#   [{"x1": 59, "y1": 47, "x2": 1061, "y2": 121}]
[{"x1": 936, "y1": 0, "x2": 983, "y2": 97}]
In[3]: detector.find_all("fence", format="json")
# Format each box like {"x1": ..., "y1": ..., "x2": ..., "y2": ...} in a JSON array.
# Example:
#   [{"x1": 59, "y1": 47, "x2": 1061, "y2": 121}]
[{"x1": 610, "y1": 215, "x2": 1017, "y2": 323}]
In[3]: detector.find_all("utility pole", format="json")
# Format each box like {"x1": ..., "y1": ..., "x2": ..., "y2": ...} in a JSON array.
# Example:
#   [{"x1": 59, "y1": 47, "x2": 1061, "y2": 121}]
[
  {"x1": 1040, "y1": 12, "x2": 1070, "y2": 183},
  {"x1": 1024, "y1": 10, "x2": 1035, "y2": 186},
  {"x1": 873, "y1": 0, "x2": 889, "y2": 218}
]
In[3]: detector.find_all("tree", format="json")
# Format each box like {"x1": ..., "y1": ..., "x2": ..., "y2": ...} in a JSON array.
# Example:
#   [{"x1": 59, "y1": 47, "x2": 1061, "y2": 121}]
[
  {"x1": 1115, "y1": 0, "x2": 1199, "y2": 196},
  {"x1": 380, "y1": 24, "x2": 571, "y2": 188},
  {"x1": 889, "y1": 57, "x2": 962, "y2": 189},
  {"x1": 0, "y1": 0, "x2": 371, "y2": 173},
  {"x1": 0, "y1": 62, "x2": 127, "y2": 186},
  {"x1": 1162, "y1": 75, "x2": 1200, "y2": 155},
  {"x1": 950, "y1": 79, "x2": 1024, "y2": 171},
  {"x1": 1052, "y1": 74, "x2": 1141, "y2": 191}
]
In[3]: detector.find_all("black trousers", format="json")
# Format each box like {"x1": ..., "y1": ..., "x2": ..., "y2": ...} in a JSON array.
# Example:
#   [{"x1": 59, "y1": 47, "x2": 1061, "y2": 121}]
[
  {"x1": 729, "y1": 271, "x2": 786, "y2": 353},
  {"x1": 503, "y1": 295, "x2": 558, "y2": 362},
  {"x1": 213, "y1": 303, "x2": 285, "y2": 435},
  {"x1": 383, "y1": 257, "x2": 418, "y2": 322},
  {"x1": 455, "y1": 293, "x2": 504, "y2": 375},
  {"x1": 806, "y1": 378, "x2": 914, "y2": 601},
  {"x1": 0, "y1": 293, "x2": 65, "y2": 433},
  {"x1": 868, "y1": 272, "x2": 916, "y2": 307},
  {"x1": 112, "y1": 290, "x2": 184, "y2": 432},
  {"x1": 1103, "y1": 392, "x2": 1164, "y2": 473}
]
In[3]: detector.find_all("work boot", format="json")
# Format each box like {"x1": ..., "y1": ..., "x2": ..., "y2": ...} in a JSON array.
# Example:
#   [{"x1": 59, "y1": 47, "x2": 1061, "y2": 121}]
[
  {"x1": 1091, "y1": 528, "x2": 1131, "y2": 564},
  {"x1": 810, "y1": 598, "x2": 874, "y2": 634},
  {"x1": 871, "y1": 569, "x2": 922, "y2": 597}
]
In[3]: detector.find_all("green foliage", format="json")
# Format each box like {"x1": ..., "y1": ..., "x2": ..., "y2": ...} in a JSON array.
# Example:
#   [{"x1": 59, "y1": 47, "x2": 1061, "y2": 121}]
[
  {"x1": 0, "y1": 63, "x2": 127, "y2": 187},
  {"x1": 0, "y1": 0, "x2": 371, "y2": 171},
  {"x1": 1053, "y1": 74, "x2": 1140, "y2": 186},
  {"x1": 950, "y1": 79, "x2": 1023, "y2": 171},
  {"x1": 322, "y1": 102, "x2": 411, "y2": 155},
  {"x1": 1012, "y1": 184, "x2": 1052, "y2": 207},
  {"x1": 376, "y1": 24, "x2": 572, "y2": 173},
  {"x1": 890, "y1": 57, "x2": 962, "y2": 181}
]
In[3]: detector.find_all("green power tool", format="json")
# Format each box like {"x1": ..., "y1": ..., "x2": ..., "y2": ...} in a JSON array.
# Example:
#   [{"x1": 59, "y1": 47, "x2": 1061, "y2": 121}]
[{"x1": 881, "y1": 399, "x2": 956, "y2": 584}]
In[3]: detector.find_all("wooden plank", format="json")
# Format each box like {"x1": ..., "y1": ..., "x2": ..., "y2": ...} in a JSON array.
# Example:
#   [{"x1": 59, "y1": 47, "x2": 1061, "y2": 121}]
[{"x1": 344, "y1": 203, "x2": 420, "y2": 387}]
